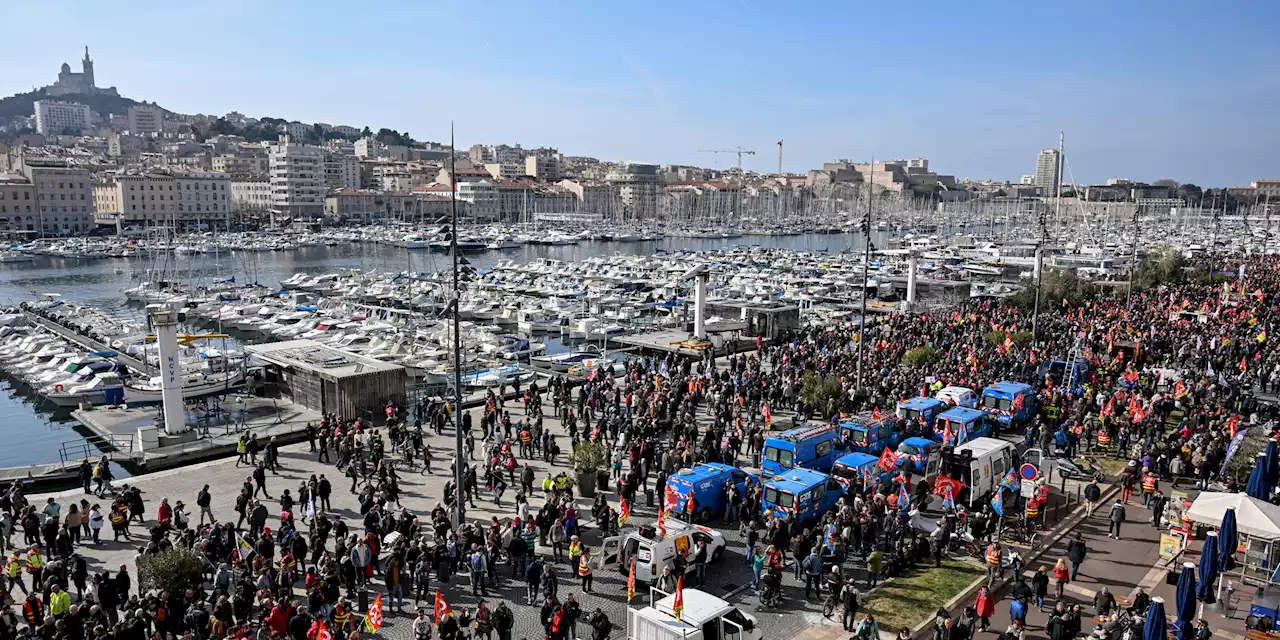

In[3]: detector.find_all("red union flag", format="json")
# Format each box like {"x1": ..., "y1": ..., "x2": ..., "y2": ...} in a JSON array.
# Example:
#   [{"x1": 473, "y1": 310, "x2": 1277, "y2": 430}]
[
  {"x1": 364, "y1": 594, "x2": 383, "y2": 633},
  {"x1": 673, "y1": 576, "x2": 685, "y2": 622},
  {"x1": 312, "y1": 620, "x2": 333, "y2": 640},
  {"x1": 627, "y1": 557, "x2": 637, "y2": 602},
  {"x1": 433, "y1": 590, "x2": 452, "y2": 624},
  {"x1": 877, "y1": 447, "x2": 899, "y2": 472}
]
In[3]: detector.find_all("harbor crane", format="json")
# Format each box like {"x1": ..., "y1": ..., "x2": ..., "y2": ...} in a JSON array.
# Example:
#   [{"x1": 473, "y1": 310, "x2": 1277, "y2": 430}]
[{"x1": 698, "y1": 147, "x2": 756, "y2": 171}]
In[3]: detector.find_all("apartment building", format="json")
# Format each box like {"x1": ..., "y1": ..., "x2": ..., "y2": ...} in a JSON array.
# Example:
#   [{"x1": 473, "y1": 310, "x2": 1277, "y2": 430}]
[
  {"x1": 324, "y1": 153, "x2": 359, "y2": 190},
  {"x1": 33, "y1": 101, "x2": 91, "y2": 136},
  {"x1": 212, "y1": 153, "x2": 269, "y2": 178},
  {"x1": 20, "y1": 158, "x2": 94, "y2": 236},
  {"x1": 173, "y1": 170, "x2": 232, "y2": 230},
  {"x1": 92, "y1": 169, "x2": 177, "y2": 230},
  {"x1": 605, "y1": 163, "x2": 660, "y2": 219},
  {"x1": 269, "y1": 137, "x2": 325, "y2": 219},
  {"x1": 0, "y1": 173, "x2": 36, "y2": 233},
  {"x1": 231, "y1": 178, "x2": 271, "y2": 218},
  {"x1": 127, "y1": 106, "x2": 163, "y2": 135}
]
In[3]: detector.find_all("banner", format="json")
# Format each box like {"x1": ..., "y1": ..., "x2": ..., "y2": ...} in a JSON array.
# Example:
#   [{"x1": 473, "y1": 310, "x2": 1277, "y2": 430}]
[
  {"x1": 1159, "y1": 531, "x2": 1187, "y2": 560},
  {"x1": 1220, "y1": 429, "x2": 1249, "y2": 475}
]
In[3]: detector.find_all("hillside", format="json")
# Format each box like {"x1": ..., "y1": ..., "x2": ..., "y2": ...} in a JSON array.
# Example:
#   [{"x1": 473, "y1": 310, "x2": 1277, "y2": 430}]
[{"x1": 0, "y1": 88, "x2": 160, "y2": 129}]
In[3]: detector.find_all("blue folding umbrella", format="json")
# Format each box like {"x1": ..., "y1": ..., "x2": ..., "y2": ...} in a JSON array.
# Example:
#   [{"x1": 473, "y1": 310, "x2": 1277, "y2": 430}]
[
  {"x1": 1247, "y1": 455, "x2": 1268, "y2": 499},
  {"x1": 1219, "y1": 508, "x2": 1238, "y2": 572},
  {"x1": 1172, "y1": 563, "x2": 1196, "y2": 640},
  {"x1": 1144, "y1": 597, "x2": 1167, "y2": 640},
  {"x1": 1198, "y1": 532, "x2": 1219, "y2": 603}
]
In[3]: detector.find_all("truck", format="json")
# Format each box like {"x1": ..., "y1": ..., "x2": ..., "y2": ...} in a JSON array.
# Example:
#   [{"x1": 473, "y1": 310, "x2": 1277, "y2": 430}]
[
  {"x1": 1038, "y1": 360, "x2": 1089, "y2": 396},
  {"x1": 836, "y1": 412, "x2": 900, "y2": 454},
  {"x1": 979, "y1": 381, "x2": 1037, "y2": 430},
  {"x1": 761, "y1": 467, "x2": 844, "y2": 526},
  {"x1": 664, "y1": 463, "x2": 758, "y2": 523},
  {"x1": 933, "y1": 406, "x2": 995, "y2": 445},
  {"x1": 897, "y1": 396, "x2": 948, "y2": 432},
  {"x1": 831, "y1": 451, "x2": 885, "y2": 490},
  {"x1": 760, "y1": 424, "x2": 840, "y2": 478},
  {"x1": 627, "y1": 587, "x2": 762, "y2": 640},
  {"x1": 941, "y1": 437, "x2": 1016, "y2": 508}
]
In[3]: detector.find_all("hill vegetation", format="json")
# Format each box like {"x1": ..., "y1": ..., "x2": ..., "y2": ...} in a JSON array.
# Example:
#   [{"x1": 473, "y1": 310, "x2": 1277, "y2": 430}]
[{"x1": 0, "y1": 88, "x2": 159, "y2": 131}]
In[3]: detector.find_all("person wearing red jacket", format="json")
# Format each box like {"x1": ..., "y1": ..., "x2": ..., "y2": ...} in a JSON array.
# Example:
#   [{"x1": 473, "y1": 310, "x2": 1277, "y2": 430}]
[{"x1": 974, "y1": 584, "x2": 995, "y2": 631}]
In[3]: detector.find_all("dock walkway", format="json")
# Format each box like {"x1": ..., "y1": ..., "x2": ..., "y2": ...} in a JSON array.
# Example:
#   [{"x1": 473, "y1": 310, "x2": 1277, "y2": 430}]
[{"x1": 22, "y1": 310, "x2": 156, "y2": 375}]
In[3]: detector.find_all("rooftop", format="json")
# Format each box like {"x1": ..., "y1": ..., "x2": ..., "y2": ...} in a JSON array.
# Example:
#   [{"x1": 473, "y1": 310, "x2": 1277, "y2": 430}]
[{"x1": 245, "y1": 339, "x2": 404, "y2": 380}]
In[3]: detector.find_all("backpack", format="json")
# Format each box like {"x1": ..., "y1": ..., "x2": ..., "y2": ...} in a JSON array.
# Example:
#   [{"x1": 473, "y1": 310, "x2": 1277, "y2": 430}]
[
  {"x1": 1084, "y1": 483, "x2": 1100, "y2": 501},
  {"x1": 471, "y1": 554, "x2": 484, "y2": 572}
]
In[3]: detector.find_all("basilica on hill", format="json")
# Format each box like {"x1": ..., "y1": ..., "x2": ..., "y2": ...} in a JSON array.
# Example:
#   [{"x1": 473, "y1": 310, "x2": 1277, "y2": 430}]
[{"x1": 42, "y1": 47, "x2": 119, "y2": 97}]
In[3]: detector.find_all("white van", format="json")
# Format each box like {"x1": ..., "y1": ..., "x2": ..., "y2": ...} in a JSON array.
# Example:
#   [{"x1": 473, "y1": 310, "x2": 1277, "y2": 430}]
[
  {"x1": 628, "y1": 588, "x2": 762, "y2": 640},
  {"x1": 936, "y1": 385, "x2": 978, "y2": 409},
  {"x1": 946, "y1": 437, "x2": 1015, "y2": 508},
  {"x1": 601, "y1": 520, "x2": 726, "y2": 584}
]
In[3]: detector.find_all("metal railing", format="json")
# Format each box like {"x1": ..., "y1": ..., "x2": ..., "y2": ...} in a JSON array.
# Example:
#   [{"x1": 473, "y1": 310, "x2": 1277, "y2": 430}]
[{"x1": 58, "y1": 433, "x2": 140, "y2": 466}]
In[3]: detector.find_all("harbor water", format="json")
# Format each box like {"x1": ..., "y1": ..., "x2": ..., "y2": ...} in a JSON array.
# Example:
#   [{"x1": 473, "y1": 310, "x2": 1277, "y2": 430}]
[{"x1": 0, "y1": 232, "x2": 871, "y2": 467}]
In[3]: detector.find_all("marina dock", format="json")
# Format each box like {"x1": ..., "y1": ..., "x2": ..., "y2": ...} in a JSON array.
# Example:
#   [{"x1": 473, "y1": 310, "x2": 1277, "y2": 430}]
[{"x1": 21, "y1": 309, "x2": 156, "y2": 375}]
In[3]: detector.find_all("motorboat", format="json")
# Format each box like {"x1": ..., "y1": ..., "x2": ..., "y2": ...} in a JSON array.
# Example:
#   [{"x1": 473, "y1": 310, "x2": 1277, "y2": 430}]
[
  {"x1": 530, "y1": 351, "x2": 600, "y2": 372},
  {"x1": 123, "y1": 368, "x2": 247, "y2": 405},
  {"x1": 46, "y1": 372, "x2": 125, "y2": 407}
]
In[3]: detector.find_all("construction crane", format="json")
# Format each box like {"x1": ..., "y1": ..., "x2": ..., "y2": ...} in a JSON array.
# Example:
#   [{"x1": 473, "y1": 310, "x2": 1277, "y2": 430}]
[{"x1": 698, "y1": 147, "x2": 756, "y2": 172}]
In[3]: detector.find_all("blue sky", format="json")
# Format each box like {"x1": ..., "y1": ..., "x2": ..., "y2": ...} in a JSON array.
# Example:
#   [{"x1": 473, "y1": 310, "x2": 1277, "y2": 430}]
[{"x1": 5, "y1": 1, "x2": 1278, "y2": 187}]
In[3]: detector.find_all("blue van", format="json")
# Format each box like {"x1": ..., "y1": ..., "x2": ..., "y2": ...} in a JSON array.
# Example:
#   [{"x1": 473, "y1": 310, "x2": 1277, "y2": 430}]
[
  {"x1": 761, "y1": 424, "x2": 841, "y2": 478},
  {"x1": 831, "y1": 452, "x2": 884, "y2": 489},
  {"x1": 933, "y1": 407, "x2": 994, "y2": 445},
  {"x1": 897, "y1": 397, "x2": 948, "y2": 432},
  {"x1": 665, "y1": 463, "x2": 758, "y2": 523},
  {"x1": 897, "y1": 437, "x2": 943, "y2": 474},
  {"x1": 837, "y1": 413, "x2": 901, "y2": 454},
  {"x1": 761, "y1": 468, "x2": 845, "y2": 525},
  {"x1": 980, "y1": 381, "x2": 1038, "y2": 428},
  {"x1": 1039, "y1": 360, "x2": 1090, "y2": 396}
]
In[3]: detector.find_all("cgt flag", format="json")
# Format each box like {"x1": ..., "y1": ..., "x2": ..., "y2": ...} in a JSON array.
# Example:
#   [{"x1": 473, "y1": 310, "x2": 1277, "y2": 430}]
[
  {"x1": 433, "y1": 590, "x2": 453, "y2": 624},
  {"x1": 877, "y1": 447, "x2": 900, "y2": 472},
  {"x1": 618, "y1": 496, "x2": 631, "y2": 527},
  {"x1": 673, "y1": 576, "x2": 685, "y2": 622},
  {"x1": 627, "y1": 557, "x2": 637, "y2": 602},
  {"x1": 364, "y1": 594, "x2": 384, "y2": 634}
]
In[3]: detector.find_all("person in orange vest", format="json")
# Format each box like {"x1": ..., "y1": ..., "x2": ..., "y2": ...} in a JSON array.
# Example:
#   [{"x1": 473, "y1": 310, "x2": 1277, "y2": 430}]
[
  {"x1": 984, "y1": 541, "x2": 1002, "y2": 587},
  {"x1": 21, "y1": 591, "x2": 42, "y2": 627},
  {"x1": 1141, "y1": 468, "x2": 1158, "y2": 507},
  {"x1": 24, "y1": 547, "x2": 44, "y2": 589},
  {"x1": 1024, "y1": 496, "x2": 1044, "y2": 530},
  {"x1": 578, "y1": 549, "x2": 593, "y2": 593}
]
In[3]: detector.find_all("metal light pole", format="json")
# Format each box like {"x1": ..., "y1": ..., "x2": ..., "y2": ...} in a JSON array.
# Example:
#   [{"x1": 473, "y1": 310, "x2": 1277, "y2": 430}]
[
  {"x1": 1126, "y1": 204, "x2": 1139, "y2": 311},
  {"x1": 1031, "y1": 132, "x2": 1063, "y2": 344},
  {"x1": 855, "y1": 161, "x2": 875, "y2": 392},
  {"x1": 449, "y1": 124, "x2": 466, "y2": 530}
]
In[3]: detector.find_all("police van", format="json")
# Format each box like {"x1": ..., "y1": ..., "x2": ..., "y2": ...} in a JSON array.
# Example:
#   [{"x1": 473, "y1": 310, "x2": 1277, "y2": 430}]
[
  {"x1": 896, "y1": 437, "x2": 943, "y2": 475},
  {"x1": 831, "y1": 451, "x2": 884, "y2": 490},
  {"x1": 760, "y1": 468, "x2": 845, "y2": 526},
  {"x1": 760, "y1": 424, "x2": 841, "y2": 478},
  {"x1": 600, "y1": 520, "x2": 727, "y2": 584},
  {"x1": 665, "y1": 463, "x2": 758, "y2": 523}
]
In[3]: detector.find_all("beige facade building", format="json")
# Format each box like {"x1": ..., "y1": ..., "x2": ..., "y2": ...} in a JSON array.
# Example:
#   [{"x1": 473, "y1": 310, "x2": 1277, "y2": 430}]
[
  {"x1": 127, "y1": 106, "x2": 164, "y2": 135},
  {"x1": 212, "y1": 153, "x2": 268, "y2": 178},
  {"x1": 173, "y1": 170, "x2": 232, "y2": 230},
  {"x1": 33, "y1": 101, "x2": 91, "y2": 136},
  {"x1": 324, "y1": 153, "x2": 360, "y2": 190},
  {"x1": 557, "y1": 179, "x2": 614, "y2": 214},
  {"x1": 605, "y1": 163, "x2": 660, "y2": 219},
  {"x1": 92, "y1": 170, "x2": 177, "y2": 230},
  {"x1": 231, "y1": 179, "x2": 271, "y2": 218},
  {"x1": 0, "y1": 173, "x2": 37, "y2": 233},
  {"x1": 21, "y1": 158, "x2": 94, "y2": 235}
]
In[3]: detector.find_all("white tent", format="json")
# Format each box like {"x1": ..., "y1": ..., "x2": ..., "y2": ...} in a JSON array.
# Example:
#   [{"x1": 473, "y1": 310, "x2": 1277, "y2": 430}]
[{"x1": 1186, "y1": 492, "x2": 1280, "y2": 539}]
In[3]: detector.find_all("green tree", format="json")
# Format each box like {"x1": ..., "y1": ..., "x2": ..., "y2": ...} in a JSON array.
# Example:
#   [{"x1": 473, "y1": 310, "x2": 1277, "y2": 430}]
[
  {"x1": 903, "y1": 346, "x2": 941, "y2": 368},
  {"x1": 801, "y1": 372, "x2": 846, "y2": 418},
  {"x1": 137, "y1": 548, "x2": 205, "y2": 595}
]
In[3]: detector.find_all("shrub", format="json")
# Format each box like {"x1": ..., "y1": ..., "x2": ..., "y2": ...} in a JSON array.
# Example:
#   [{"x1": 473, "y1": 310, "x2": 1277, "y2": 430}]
[
  {"x1": 570, "y1": 441, "x2": 606, "y2": 474},
  {"x1": 984, "y1": 330, "x2": 1006, "y2": 345},
  {"x1": 801, "y1": 372, "x2": 846, "y2": 419},
  {"x1": 1010, "y1": 331, "x2": 1033, "y2": 348}
]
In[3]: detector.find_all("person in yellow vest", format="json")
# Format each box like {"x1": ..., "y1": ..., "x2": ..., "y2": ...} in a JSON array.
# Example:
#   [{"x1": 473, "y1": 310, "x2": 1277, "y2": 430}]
[
  {"x1": 1024, "y1": 496, "x2": 1043, "y2": 530},
  {"x1": 984, "y1": 542, "x2": 1002, "y2": 587},
  {"x1": 236, "y1": 435, "x2": 249, "y2": 467},
  {"x1": 542, "y1": 475, "x2": 555, "y2": 503},
  {"x1": 578, "y1": 549, "x2": 593, "y2": 593},
  {"x1": 333, "y1": 597, "x2": 352, "y2": 633},
  {"x1": 1141, "y1": 469, "x2": 1158, "y2": 507},
  {"x1": 567, "y1": 535, "x2": 583, "y2": 580},
  {"x1": 5, "y1": 553, "x2": 26, "y2": 595},
  {"x1": 47, "y1": 583, "x2": 70, "y2": 618},
  {"x1": 25, "y1": 547, "x2": 44, "y2": 589}
]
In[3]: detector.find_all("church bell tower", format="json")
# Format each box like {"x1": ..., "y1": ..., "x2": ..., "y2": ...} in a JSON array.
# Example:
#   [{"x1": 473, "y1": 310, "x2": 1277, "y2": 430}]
[{"x1": 82, "y1": 46, "x2": 95, "y2": 88}]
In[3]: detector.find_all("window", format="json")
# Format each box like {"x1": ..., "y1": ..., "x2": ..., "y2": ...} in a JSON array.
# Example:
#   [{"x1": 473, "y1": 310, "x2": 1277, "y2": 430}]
[
  {"x1": 812, "y1": 483, "x2": 825, "y2": 502},
  {"x1": 814, "y1": 440, "x2": 832, "y2": 459}
]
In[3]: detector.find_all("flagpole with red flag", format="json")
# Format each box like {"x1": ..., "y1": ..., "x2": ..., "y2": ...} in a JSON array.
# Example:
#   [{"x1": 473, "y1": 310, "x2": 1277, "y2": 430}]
[{"x1": 672, "y1": 576, "x2": 685, "y2": 622}]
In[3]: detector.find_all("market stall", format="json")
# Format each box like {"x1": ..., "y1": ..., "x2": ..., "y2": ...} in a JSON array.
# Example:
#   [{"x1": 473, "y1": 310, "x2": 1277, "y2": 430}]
[{"x1": 1187, "y1": 492, "x2": 1280, "y2": 586}]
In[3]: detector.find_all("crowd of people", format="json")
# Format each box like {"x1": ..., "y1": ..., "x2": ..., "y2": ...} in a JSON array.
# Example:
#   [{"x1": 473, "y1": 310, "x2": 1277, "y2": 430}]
[{"x1": 1, "y1": 252, "x2": 1275, "y2": 640}]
